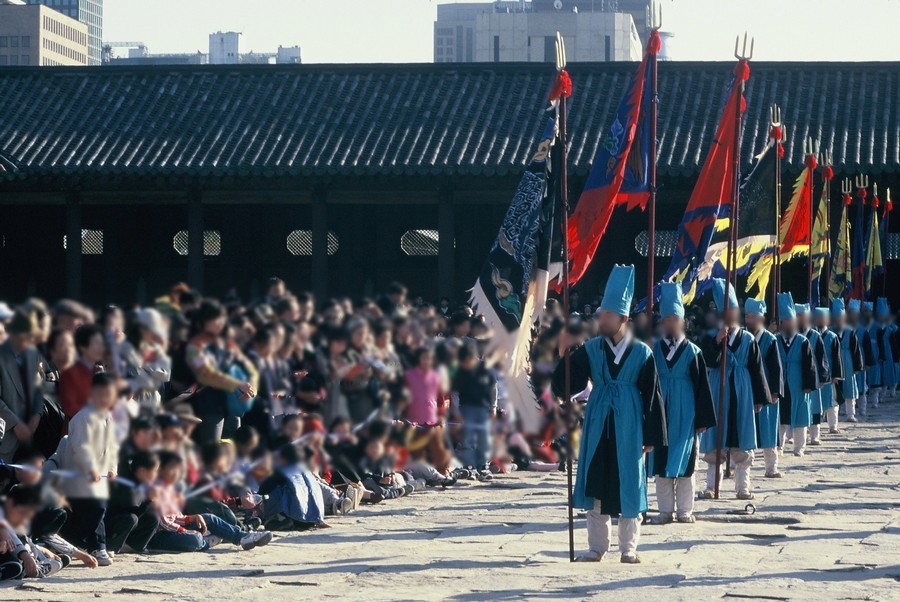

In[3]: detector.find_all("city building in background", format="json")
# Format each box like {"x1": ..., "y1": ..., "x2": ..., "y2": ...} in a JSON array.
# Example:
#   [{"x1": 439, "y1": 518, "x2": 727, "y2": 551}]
[
  {"x1": 103, "y1": 35, "x2": 301, "y2": 66},
  {"x1": 0, "y1": 3, "x2": 88, "y2": 66},
  {"x1": 26, "y1": 0, "x2": 101, "y2": 65},
  {"x1": 209, "y1": 30, "x2": 241, "y2": 65},
  {"x1": 435, "y1": 0, "x2": 646, "y2": 63},
  {"x1": 277, "y1": 45, "x2": 302, "y2": 65}
]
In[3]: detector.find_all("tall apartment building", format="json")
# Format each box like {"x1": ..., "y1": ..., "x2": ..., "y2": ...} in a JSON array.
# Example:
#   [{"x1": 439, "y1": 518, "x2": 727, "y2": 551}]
[
  {"x1": 0, "y1": 3, "x2": 88, "y2": 66},
  {"x1": 435, "y1": 0, "x2": 644, "y2": 63},
  {"x1": 26, "y1": 0, "x2": 102, "y2": 65}
]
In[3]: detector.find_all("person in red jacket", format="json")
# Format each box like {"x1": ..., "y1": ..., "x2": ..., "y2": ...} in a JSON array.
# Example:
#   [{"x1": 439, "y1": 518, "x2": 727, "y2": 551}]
[{"x1": 58, "y1": 324, "x2": 106, "y2": 426}]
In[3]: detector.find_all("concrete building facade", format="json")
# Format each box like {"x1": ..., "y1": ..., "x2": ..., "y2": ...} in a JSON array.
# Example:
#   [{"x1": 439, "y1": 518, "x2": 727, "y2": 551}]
[
  {"x1": 26, "y1": 0, "x2": 101, "y2": 65},
  {"x1": 209, "y1": 31, "x2": 242, "y2": 65},
  {"x1": 0, "y1": 4, "x2": 88, "y2": 66}
]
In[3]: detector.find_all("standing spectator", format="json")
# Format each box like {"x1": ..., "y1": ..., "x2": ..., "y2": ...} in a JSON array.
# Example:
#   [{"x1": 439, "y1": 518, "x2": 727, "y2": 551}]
[
  {"x1": 453, "y1": 345, "x2": 497, "y2": 471},
  {"x1": 404, "y1": 347, "x2": 451, "y2": 473},
  {"x1": 120, "y1": 308, "x2": 172, "y2": 416},
  {"x1": 0, "y1": 311, "x2": 44, "y2": 462},
  {"x1": 58, "y1": 324, "x2": 106, "y2": 425}
]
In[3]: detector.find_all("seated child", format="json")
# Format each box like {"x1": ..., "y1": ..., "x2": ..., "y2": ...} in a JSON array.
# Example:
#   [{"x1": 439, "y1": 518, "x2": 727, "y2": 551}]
[
  {"x1": 257, "y1": 444, "x2": 326, "y2": 530},
  {"x1": 0, "y1": 486, "x2": 66, "y2": 579},
  {"x1": 105, "y1": 450, "x2": 160, "y2": 554},
  {"x1": 147, "y1": 451, "x2": 272, "y2": 553}
]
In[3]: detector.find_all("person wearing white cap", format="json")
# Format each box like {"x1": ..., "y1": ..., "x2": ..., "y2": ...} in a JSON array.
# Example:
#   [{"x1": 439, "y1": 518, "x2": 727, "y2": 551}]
[
  {"x1": 119, "y1": 308, "x2": 172, "y2": 416},
  {"x1": 649, "y1": 283, "x2": 716, "y2": 525},
  {"x1": 553, "y1": 265, "x2": 665, "y2": 564}
]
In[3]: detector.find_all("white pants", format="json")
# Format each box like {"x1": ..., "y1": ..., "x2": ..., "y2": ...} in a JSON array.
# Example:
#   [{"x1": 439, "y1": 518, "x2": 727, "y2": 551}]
[
  {"x1": 793, "y1": 426, "x2": 808, "y2": 453},
  {"x1": 655, "y1": 475, "x2": 695, "y2": 518},
  {"x1": 703, "y1": 450, "x2": 753, "y2": 494},
  {"x1": 844, "y1": 398, "x2": 857, "y2": 420},
  {"x1": 826, "y1": 405, "x2": 839, "y2": 430},
  {"x1": 809, "y1": 423, "x2": 820, "y2": 443},
  {"x1": 858, "y1": 390, "x2": 868, "y2": 415},
  {"x1": 586, "y1": 499, "x2": 641, "y2": 557},
  {"x1": 763, "y1": 447, "x2": 779, "y2": 474},
  {"x1": 869, "y1": 387, "x2": 880, "y2": 409}
]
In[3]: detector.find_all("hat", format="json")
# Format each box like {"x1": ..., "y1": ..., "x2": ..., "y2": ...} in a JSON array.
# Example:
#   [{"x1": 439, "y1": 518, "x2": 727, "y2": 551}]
[
  {"x1": 847, "y1": 299, "x2": 861, "y2": 313},
  {"x1": 135, "y1": 308, "x2": 167, "y2": 341},
  {"x1": 6, "y1": 311, "x2": 40, "y2": 336},
  {"x1": 813, "y1": 307, "x2": 830, "y2": 321},
  {"x1": 0, "y1": 302, "x2": 14, "y2": 321},
  {"x1": 831, "y1": 298, "x2": 846, "y2": 317},
  {"x1": 744, "y1": 298, "x2": 766, "y2": 317},
  {"x1": 712, "y1": 278, "x2": 738, "y2": 312},
  {"x1": 659, "y1": 282, "x2": 684, "y2": 320},
  {"x1": 599, "y1": 265, "x2": 635, "y2": 317},
  {"x1": 156, "y1": 413, "x2": 185, "y2": 429},
  {"x1": 172, "y1": 403, "x2": 203, "y2": 424},
  {"x1": 862, "y1": 301, "x2": 874, "y2": 313},
  {"x1": 795, "y1": 303, "x2": 811, "y2": 315},
  {"x1": 777, "y1": 292, "x2": 796, "y2": 320},
  {"x1": 876, "y1": 297, "x2": 890, "y2": 318}
]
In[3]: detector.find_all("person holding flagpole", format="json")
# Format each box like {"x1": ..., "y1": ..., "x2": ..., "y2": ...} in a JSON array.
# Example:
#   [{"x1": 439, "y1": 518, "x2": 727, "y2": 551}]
[
  {"x1": 796, "y1": 304, "x2": 828, "y2": 446},
  {"x1": 698, "y1": 279, "x2": 770, "y2": 501},
  {"x1": 813, "y1": 306, "x2": 843, "y2": 439},
  {"x1": 775, "y1": 293, "x2": 817, "y2": 457},
  {"x1": 649, "y1": 283, "x2": 716, "y2": 525},
  {"x1": 842, "y1": 299, "x2": 867, "y2": 424},
  {"x1": 743, "y1": 298, "x2": 783, "y2": 478},
  {"x1": 552, "y1": 265, "x2": 665, "y2": 564},
  {"x1": 874, "y1": 297, "x2": 897, "y2": 402}
]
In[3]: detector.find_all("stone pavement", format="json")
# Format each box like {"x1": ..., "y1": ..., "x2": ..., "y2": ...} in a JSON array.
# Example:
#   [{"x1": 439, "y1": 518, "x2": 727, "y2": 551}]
[{"x1": 5, "y1": 400, "x2": 899, "y2": 602}]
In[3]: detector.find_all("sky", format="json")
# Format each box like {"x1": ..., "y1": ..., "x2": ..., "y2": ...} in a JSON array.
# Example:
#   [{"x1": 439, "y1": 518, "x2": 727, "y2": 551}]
[{"x1": 104, "y1": 0, "x2": 900, "y2": 63}]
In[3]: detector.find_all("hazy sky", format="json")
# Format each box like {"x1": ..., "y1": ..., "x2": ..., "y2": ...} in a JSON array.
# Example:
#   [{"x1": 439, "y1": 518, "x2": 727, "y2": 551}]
[{"x1": 104, "y1": 0, "x2": 900, "y2": 63}]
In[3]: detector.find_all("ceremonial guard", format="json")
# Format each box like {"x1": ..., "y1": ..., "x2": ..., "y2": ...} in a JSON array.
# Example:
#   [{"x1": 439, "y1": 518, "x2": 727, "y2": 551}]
[
  {"x1": 874, "y1": 297, "x2": 897, "y2": 402},
  {"x1": 861, "y1": 301, "x2": 881, "y2": 415},
  {"x1": 831, "y1": 299, "x2": 863, "y2": 428},
  {"x1": 847, "y1": 299, "x2": 871, "y2": 422},
  {"x1": 812, "y1": 306, "x2": 843, "y2": 439},
  {"x1": 650, "y1": 283, "x2": 716, "y2": 524},
  {"x1": 796, "y1": 304, "x2": 828, "y2": 446},
  {"x1": 775, "y1": 293, "x2": 817, "y2": 457},
  {"x1": 698, "y1": 279, "x2": 770, "y2": 500},
  {"x1": 553, "y1": 265, "x2": 665, "y2": 564},
  {"x1": 744, "y1": 299, "x2": 783, "y2": 478}
]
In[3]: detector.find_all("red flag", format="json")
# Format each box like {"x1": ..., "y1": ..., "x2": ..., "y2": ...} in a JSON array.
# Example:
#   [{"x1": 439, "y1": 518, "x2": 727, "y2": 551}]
[{"x1": 779, "y1": 154, "x2": 816, "y2": 254}]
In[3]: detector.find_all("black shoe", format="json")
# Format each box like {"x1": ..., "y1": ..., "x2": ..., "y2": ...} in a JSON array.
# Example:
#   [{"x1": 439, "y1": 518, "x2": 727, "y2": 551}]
[
  {"x1": 401, "y1": 484, "x2": 415, "y2": 496},
  {"x1": 0, "y1": 560, "x2": 24, "y2": 581},
  {"x1": 59, "y1": 554, "x2": 72, "y2": 569}
]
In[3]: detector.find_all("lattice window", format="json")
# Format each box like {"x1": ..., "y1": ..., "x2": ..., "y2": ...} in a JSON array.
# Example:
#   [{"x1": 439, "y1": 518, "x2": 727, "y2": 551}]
[
  {"x1": 886, "y1": 233, "x2": 900, "y2": 260},
  {"x1": 173, "y1": 230, "x2": 221, "y2": 256},
  {"x1": 634, "y1": 230, "x2": 678, "y2": 257},
  {"x1": 62, "y1": 229, "x2": 103, "y2": 255},
  {"x1": 401, "y1": 229, "x2": 440, "y2": 256},
  {"x1": 286, "y1": 230, "x2": 339, "y2": 256}
]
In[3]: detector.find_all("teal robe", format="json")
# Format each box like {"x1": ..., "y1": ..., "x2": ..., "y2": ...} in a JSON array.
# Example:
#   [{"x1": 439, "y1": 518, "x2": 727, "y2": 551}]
[
  {"x1": 777, "y1": 334, "x2": 817, "y2": 428},
  {"x1": 838, "y1": 326, "x2": 861, "y2": 401},
  {"x1": 754, "y1": 329, "x2": 782, "y2": 449},
  {"x1": 819, "y1": 328, "x2": 842, "y2": 410}
]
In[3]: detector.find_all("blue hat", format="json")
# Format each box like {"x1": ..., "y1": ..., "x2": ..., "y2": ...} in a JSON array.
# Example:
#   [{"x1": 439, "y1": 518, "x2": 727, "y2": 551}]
[
  {"x1": 830, "y1": 298, "x2": 845, "y2": 317},
  {"x1": 777, "y1": 292, "x2": 796, "y2": 320},
  {"x1": 847, "y1": 299, "x2": 861, "y2": 313},
  {"x1": 795, "y1": 303, "x2": 811, "y2": 315},
  {"x1": 712, "y1": 278, "x2": 738, "y2": 312},
  {"x1": 876, "y1": 297, "x2": 890, "y2": 318},
  {"x1": 659, "y1": 282, "x2": 684, "y2": 320},
  {"x1": 599, "y1": 265, "x2": 635, "y2": 317},
  {"x1": 862, "y1": 301, "x2": 874, "y2": 313},
  {"x1": 744, "y1": 298, "x2": 766, "y2": 317},
  {"x1": 813, "y1": 307, "x2": 829, "y2": 321}
]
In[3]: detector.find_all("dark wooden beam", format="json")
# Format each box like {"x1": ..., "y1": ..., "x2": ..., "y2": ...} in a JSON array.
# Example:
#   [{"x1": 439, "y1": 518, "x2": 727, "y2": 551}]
[
  {"x1": 65, "y1": 192, "x2": 82, "y2": 299},
  {"x1": 187, "y1": 189, "x2": 204, "y2": 291},
  {"x1": 438, "y1": 190, "x2": 456, "y2": 300},
  {"x1": 311, "y1": 188, "x2": 328, "y2": 301}
]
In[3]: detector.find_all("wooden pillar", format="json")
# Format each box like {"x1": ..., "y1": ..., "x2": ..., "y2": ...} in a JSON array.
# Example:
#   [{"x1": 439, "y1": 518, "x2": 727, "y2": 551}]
[
  {"x1": 187, "y1": 189, "x2": 204, "y2": 291},
  {"x1": 65, "y1": 193, "x2": 82, "y2": 299},
  {"x1": 438, "y1": 190, "x2": 456, "y2": 301},
  {"x1": 311, "y1": 189, "x2": 328, "y2": 301}
]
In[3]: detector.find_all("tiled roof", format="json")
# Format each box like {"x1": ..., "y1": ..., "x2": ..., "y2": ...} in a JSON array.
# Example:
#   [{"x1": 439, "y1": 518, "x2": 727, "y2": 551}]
[{"x1": 0, "y1": 61, "x2": 897, "y2": 186}]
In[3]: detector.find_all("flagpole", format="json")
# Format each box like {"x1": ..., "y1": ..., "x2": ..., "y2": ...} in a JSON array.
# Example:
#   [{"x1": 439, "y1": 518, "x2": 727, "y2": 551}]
[
  {"x1": 823, "y1": 152, "x2": 833, "y2": 304},
  {"x1": 770, "y1": 105, "x2": 784, "y2": 323},
  {"x1": 646, "y1": 6, "x2": 661, "y2": 323},
  {"x1": 715, "y1": 35, "x2": 752, "y2": 500},
  {"x1": 554, "y1": 33, "x2": 575, "y2": 564},
  {"x1": 807, "y1": 139, "x2": 819, "y2": 305},
  {"x1": 884, "y1": 188, "x2": 892, "y2": 298}
]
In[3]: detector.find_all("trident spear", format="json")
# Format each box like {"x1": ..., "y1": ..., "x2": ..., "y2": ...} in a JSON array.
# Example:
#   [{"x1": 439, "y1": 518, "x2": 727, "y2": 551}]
[
  {"x1": 885, "y1": 188, "x2": 893, "y2": 298},
  {"x1": 821, "y1": 150, "x2": 834, "y2": 304},
  {"x1": 554, "y1": 31, "x2": 576, "y2": 564},
  {"x1": 645, "y1": 1, "x2": 662, "y2": 322},
  {"x1": 715, "y1": 32, "x2": 752, "y2": 500},
  {"x1": 805, "y1": 137, "x2": 820, "y2": 305},
  {"x1": 770, "y1": 104, "x2": 785, "y2": 323},
  {"x1": 855, "y1": 174, "x2": 870, "y2": 300}
]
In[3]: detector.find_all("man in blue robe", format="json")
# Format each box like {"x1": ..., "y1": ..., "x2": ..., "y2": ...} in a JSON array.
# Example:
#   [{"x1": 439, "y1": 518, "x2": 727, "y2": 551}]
[
  {"x1": 813, "y1": 306, "x2": 843, "y2": 439},
  {"x1": 860, "y1": 301, "x2": 880, "y2": 416},
  {"x1": 831, "y1": 299, "x2": 864, "y2": 429},
  {"x1": 874, "y1": 297, "x2": 897, "y2": 404},
  {"x1": 552, "y1": 265, "x2": 664, "y2": 564},
  {"x1": 698, "y1": 280, "x2": 771, "y2": 500},
  {"x1": 744, "y1": 299, "x2": 783, "y2": 478},
  {"x1": 650, "y1": 283, "x2": 716, "y2": 525},
  {"x1": 775, "y1": 293, "x2": 817, "y2": 457},
  {"x1": 796, "y1": 304, "x2": 828, "y2": 446}
]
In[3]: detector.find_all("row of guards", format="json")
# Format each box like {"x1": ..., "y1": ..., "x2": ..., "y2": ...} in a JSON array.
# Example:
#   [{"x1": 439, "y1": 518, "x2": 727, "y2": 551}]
[{"x1": 465, "y1": 0, "x2": 893, "y2": 561}]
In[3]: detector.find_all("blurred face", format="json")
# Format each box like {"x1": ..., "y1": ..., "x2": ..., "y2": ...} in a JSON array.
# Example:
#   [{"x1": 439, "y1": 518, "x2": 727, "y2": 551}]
[
  {"x1": 796, "y1": 313, "x2": 810, "y2": 331},
  {"x1": 418, "y1": 350, "x2": 434, "y2": 370},
  {"x1": 323, "y1": 305, "x2": 344, "y2": 326},
  {"x1": 133, "y1": 427, "x2": 158, "y2": 451},
  {"x1": 204, "y1": 314, "x2": 227, "y2": 337},
  {"x1": 16, "y1": 458, "x2": 44, "y2": 486},
  {"x1": 282, "y1": 418, "x2": 304, "y2": 441},
  {"x1": 162, "y1": 425, "x2": 184, "y2": 443},
  {"x1": 597, "y1": 310, "x2": 627, "y2": 338},
  {"x1": 134, "y1": 463, "x2": 160, "y2": 485},
  {"x1": 780, "y1": 317, "x2": 798, "y2": 336},
  {"x1": 661, "y1": 315, "x2": 684, "y2": 339},
  {"x1": 375, "y1": 328, "x2": 392, "y2": 348},
  {"x1": 298, "y1": 300, "x2": 314, "y2": 321},
  {"x1": 269, "y1": 281, "x2": 286, "y2": 299},
  {"x1": 159, "y1": 461, "x2": 183, "y2": 484},
  {"x1": 0, "y1": 323, "x2": 6, "y2": 345},
  {"x1": 11, "y1": 332, "x2": 36, "y2": 354},
  {"x1": 351, "y1": 325, "x2": 367, "y2": 349},
  {"x1": 328, "y1": 339, "x2": 348, "y2": 356},
  {"x1": 724, "y1": 307, "x2": 741, "y2": 326},
  {"x1": 80, "y1": 332, "x2": 106, "y2": 364},
  {"x1": 56, "y1": 314, "x2": 83, "y2": 332},
  {"x1": 3, "y1": 501, "x2": 36, "y2": 529},
  {"x1": 833, "y1": 314, "x2": 845, "y2": 329},
  {"x1": 50, "y1": 331, "x2": 76, "y2": 370},
  {"x1": 814, "y1": 315, "x2": 828, "y2": 330},
  {"x1": 365, "y1": 438, "x2": 385, "y2": 460},
  {"x1": 744, "y1": 313, "x2": 763, "y2": 332},
  {"x1": 91, "y1": 383, "x2": 118, "y2": 412}
]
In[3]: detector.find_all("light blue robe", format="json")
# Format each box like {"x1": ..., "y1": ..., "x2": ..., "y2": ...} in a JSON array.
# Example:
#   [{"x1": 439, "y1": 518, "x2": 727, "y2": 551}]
[
  {"x1": 652, "y1": 339, "x2": 697, "y2": 478},
  {"x1": 878, "y1": 323, "x2": 898, "y2": 389},
  {"x1": 820, "y1": 329, "x2": 839, "y2": 409},
  {"x1": 574, "y1": 337, "x2": 650, "y2": 518},
  {"x1": 755, "y1": 330, "x2": 780, "y2": 449},
  {"x1": 778, "y1": 334, "x2": 813, "y2": 428},
  {"x1": 854, "y1": 325, "x2": 870, "y2": 394},
  {"x1": 865, "y1": 323, "x2": 882, "y2": 388},
  {"x1": 805, "y1": 328, "x2": 824, "y2": 417},
  {"x1": 701, "y1": 330, "x2": 758, "y2": 453},
  {"x1": 839, "y1": 327, "x2": 859, "y2": 400}
]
